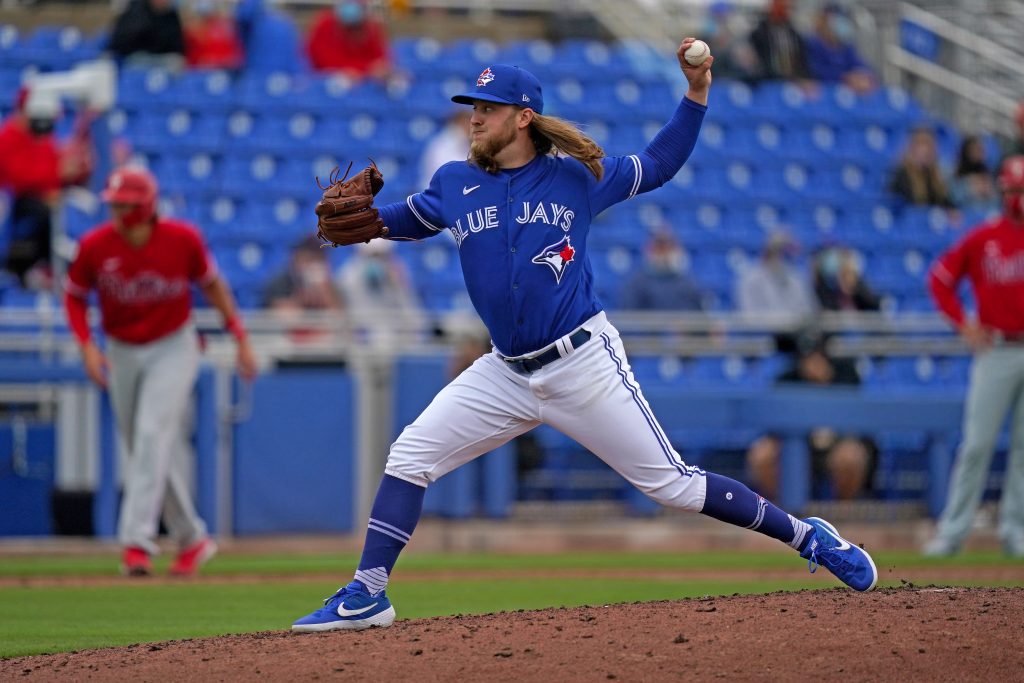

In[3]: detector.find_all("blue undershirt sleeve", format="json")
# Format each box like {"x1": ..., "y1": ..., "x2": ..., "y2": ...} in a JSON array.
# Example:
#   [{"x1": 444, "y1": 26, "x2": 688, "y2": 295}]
[{"x1": 636, "y1": 96, "x2": 707, "y2": 192}]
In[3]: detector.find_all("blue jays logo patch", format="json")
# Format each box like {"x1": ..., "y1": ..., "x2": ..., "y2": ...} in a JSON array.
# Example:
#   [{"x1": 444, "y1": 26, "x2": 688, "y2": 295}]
[
  {"x1": 477, "y1": 68, "x2": 495, "y2": 87},
  {"x1": 532, "y1": 236, "x2": 576, "y2": 284}
]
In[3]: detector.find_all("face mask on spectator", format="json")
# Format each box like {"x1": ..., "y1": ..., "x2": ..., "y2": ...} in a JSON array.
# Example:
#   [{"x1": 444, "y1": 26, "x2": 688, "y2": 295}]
[
  {"x1": 28, "y1": 118, "x2": 55, "y2": 136},
  {"x1": 193, "y1": 0, "x2": 215, "y2": 17},
  {"x1": 828, "y1": 14, "x2": 855, "y2": 43},
  {"x1": 336, "y1": 1, "x2": 365, "y2": 25},
  {"x1": 820, "y1": 249, "x2": 841, "y2": 282}
]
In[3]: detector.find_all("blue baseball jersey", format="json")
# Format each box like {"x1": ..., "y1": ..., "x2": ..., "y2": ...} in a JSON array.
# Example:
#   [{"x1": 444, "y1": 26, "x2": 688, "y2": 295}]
[{"x1": 380, "y1": 97, "x2": 706, "y2": 356}]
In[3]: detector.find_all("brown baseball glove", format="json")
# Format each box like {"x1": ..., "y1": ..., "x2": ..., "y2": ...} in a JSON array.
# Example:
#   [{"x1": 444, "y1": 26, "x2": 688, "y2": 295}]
[{"x1": 314, "y1": 161, "x2": 388, "y2": 247}]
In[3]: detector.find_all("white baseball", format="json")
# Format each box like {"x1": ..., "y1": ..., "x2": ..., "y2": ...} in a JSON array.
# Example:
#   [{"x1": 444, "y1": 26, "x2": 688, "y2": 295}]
[{"x1": 684, "y1": 39, "x2": 710, "y2": 66}]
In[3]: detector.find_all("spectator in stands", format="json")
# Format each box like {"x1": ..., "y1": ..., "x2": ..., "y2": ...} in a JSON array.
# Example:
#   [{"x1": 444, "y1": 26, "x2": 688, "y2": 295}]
[
  {"x1": 887, "y1": 126, "x2": 956, "y2": 209},
  {"x1": 702, "y1": 1, "x2": 759, "y2": 83},
  {"x1": 620, "y1": 229, "x2": 705, "y2": 311},
  {"x1": 418, "y1": 108, "x2": 472, "y2": 189},
  {"x1": 335, "y1": 239, "x2": 424, "y2": 346},
  {"x1": 183, "y1": 0, "x2": 244, "y2": 70},
  {"x1": 812, "y1": 245, "x2": 880, "y2": 312},
  {"x1": 306, "y1": 0, "x2": 393, "y2": 81},
  {"x1": 736, "y1": 229, "x2": 816, "y2": 321},
  {"x1": 107, "y1": 0, "x2": 186, "y2": 68},
  {"x1": 949, "y1": 135, "x2": 1000, "y2": 214},
  {"x1": 263, "y1": 235, "x2": 343, "y2": 313},
  {"x1": 236, "y1": 0, "x2": 306, "y2": 72},
  {"x1": 746, "y1": 330, "x2": 877, "y2": 501},
  {"x1": 1004, "y1": 101, "x2": 1024, "y2": 159},
  {"x1": 804, "y1": 3, "x2": 876, "y2": 94},
  {"x1": 0, "y1": 87, "x2": 93, "y2": 289},
  {"x1": 748, "y1": 0, "x2": 810, "y2": 83}
]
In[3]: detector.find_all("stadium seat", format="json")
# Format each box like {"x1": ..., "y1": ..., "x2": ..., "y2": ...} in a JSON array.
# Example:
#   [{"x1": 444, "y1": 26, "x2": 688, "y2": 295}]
[
  {"x1": 156, "y1": 152, "x2": 222, "y2": 197},
  {"x1": 392, "y1": 36, "x2": 443, "y2": 76},
  {"x1": 751, "y1": 81, "x2": 812, "y2": 125},
  {"x1": 557, "y1": 38, "x2": 626, "y2": 79},
  {"x1": 242, "y1": 7, "x2": 306, "y2": 73},
  {"x1": 241, "y1": 111, "x2": 323, "y2": 154},
  {"x1": 15, "y1": 25, "x2": 92, "y2": 70},
  {"x1": 117, "y1": 68, "x2": 175, "y2": 112},
  {"x1": 441, "y1": 38, "x2": 499, "y2": 77},
  {"x1": 237, "y1": 72, "x2": 305, "y2": 113},
  {"x1": 169, "y1": 70, "x2": 236, "y2": 113},
  {"x1": 495, "y1": 39, "x2": 557, "y2": 82}
]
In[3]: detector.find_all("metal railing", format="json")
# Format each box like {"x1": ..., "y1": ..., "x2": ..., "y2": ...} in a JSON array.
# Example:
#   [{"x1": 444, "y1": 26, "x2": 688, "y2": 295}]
[{"x1": 881, "y1": 1, "x2": 1023, "y2": 140}]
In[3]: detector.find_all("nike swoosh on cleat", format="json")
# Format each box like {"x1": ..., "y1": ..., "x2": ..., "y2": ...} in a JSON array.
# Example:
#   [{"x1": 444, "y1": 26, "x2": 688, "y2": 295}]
[
  {"x1": 462, "y1": 185, "x2": 481, "y2": 195},
  {"x1": 820, "y1": 527, "x2": 851, "y2": 551},
  {"x1": 337, "y1": 602, "x2": 378, "y2": 617}
]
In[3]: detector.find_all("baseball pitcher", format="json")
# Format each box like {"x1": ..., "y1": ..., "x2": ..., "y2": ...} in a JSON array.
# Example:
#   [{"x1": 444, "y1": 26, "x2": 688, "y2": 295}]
[{"x1": 293, "y1": 38, "x2": 878, "y2": 632}]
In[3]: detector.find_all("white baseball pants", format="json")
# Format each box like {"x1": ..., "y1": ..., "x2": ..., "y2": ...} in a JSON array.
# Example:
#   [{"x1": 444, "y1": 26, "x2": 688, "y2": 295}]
[{"x1": 385, "y1": 312, "x2": 708, "y2": 511}]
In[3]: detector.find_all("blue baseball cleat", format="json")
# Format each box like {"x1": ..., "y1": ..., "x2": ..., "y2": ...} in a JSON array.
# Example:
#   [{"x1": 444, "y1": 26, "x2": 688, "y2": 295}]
[
  {"x1": 291, "y1": 581, "x2": 396, "y2": 632},
  {"x1": 800, "y1": 517, "x2": 878, "y2": 592}
]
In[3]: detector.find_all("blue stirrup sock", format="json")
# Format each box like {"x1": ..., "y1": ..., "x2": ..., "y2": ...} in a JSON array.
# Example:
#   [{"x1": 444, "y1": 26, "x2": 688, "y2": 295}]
[
  {"x1": 700, "y1": 472, "x2": 813, "y2": 552},
  {"x1": 354, "y1": 474, "x2": 425, "y2": 596}
]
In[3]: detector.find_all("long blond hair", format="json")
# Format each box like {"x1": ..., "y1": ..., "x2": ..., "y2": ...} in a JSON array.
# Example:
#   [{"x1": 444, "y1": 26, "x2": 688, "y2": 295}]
[{"x1": 530, "y1": 113, "x2": 606, "y2": 181}]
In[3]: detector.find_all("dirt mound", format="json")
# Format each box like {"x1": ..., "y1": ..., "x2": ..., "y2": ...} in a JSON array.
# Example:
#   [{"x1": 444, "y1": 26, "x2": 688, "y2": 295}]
[{"x1": 5, "y1": 587, "x2": 1022, "y2": 682}]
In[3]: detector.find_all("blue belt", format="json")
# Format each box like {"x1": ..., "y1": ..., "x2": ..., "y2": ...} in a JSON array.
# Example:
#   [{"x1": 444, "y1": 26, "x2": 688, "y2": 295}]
[{"x1": 503, "y1": 328, "x2": 592, "y2": 374}]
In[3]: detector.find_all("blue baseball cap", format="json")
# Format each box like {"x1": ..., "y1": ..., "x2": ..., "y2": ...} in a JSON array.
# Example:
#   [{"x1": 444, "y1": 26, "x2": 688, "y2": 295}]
[{"x1": 451, "y1": 64, "x2": 544, "y2": 114}]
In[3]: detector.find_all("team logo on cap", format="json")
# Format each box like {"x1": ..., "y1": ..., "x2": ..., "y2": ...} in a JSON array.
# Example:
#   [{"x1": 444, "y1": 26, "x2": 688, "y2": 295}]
[
  {"x1": 532, "y1": 236, "x2": 576, "y2": 284},
  {"x1": 477, "y1": 68, "x2": 495, "y2": 87}
]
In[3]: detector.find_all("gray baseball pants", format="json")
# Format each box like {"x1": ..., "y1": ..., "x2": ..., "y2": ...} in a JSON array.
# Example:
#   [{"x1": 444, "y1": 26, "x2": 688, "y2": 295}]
[
  {"x1": 108, "y1": 324, "x2": 207, "y2": 555},
  {"x1": 932, "y1": 345, "x2": 1024, "y2": 547}
]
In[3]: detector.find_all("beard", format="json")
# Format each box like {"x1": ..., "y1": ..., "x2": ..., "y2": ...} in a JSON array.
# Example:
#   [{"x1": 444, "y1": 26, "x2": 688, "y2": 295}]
[{"x1": 469, "y1": 117, "x2": 518, "y2": 173}]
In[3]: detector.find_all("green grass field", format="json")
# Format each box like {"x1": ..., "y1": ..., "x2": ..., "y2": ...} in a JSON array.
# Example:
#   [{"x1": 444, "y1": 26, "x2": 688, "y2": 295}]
[{"x1": 1, "y1": 550, "x2": 1019, "y2": 659}]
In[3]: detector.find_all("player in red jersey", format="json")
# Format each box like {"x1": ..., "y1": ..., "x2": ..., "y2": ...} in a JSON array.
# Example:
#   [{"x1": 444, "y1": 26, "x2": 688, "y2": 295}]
[
  {"x1": 63, "y1": 166, "x2": 258, "y2": 575},
  {"x1": 925, "y1": 155, "x2": 1024, "y2": 557}
]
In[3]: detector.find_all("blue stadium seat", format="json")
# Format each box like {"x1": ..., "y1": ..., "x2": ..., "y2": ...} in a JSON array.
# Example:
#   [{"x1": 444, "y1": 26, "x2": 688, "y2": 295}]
[
  {"x1": 241, "y1": 111, "x2": 323, "y2": 154},
  {"x1": 392, "y1": 36, "x2": 443, "y2": 76},
  {"x1": 201, "y1": 195, "x2": 244, "y2": 244},
  {"x1": 168, "y1": 70, "x2": 236, "y2": 113},
  {"x1": 130, "y1": 108, "x2": 211, "y2": 152},
  {"x1": 495, "y1": 39, "x2": 557, "y2": 82},
  {"x1": 117, "y1": 68, "x2": 175, "y2": 112},
  {"x1": 155, "y1": 152, "x2": 222, "y2": 197},
  {"x1": 0, "y1": 65, "x2": 21, "y2": 105},
  {"x1": 545, "y1": 77, "x2": 589, "y2": 120},
  {"x1": 705, "y1": 79, "x2": 756, "y2": 124},
  {"x1": 836, "y1": 123, "x2": 898, "y2": 163},
  {"x1": 854, "y1": 86, "x2": 924, "y2": 126},
  {"x1": 441, "y1": 38, "x2": 499, "y2": 77},
  {"x1": 751, "y1": 81, "x2": 812, "y2": 125},
  {"x1": 237, "y1": 72, "x2": 305, "y2": 113},
  {"x1": 402, "y1": 75, "x2": 471, "y2": 118},
  {"x1": 0, "y1": 24, "x2": 19, "y2": 65},
  {"x1": 555, "y1": 39, "x2": 630, "y2": 80},
  {"x1": 242, "y1": 7, "x2": 306, "y2": 73},
  {"x1": 222, "y1": 109, "x2": 259, "y2": 150},
  {"x1": 15, "y1": 25, "x2": 94, "y2": 70},
  {"x1": 221, "y1": 153, "x2": 286, "y2": 194}
]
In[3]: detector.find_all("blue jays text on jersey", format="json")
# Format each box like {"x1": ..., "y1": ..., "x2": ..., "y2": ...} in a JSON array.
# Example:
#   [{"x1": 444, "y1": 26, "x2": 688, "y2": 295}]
[{"x1": 379, "y1": 97, "x2": 707, "y2": 357}]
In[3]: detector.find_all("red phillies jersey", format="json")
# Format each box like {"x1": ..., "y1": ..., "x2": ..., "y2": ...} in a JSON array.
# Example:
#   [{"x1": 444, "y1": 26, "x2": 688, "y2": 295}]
[
  {"x1": 928, "y1": 216, "x2": 1024, "y2": 334},
  {"x1": 65, "y1": 218, "x2": 217, "y2": 344},
  {"x1": 0, "y1": 117, "x2": 61, "y2": 196},
  {"x1": 306, "y1": 10, "x2": 389, "y2": 75}
]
